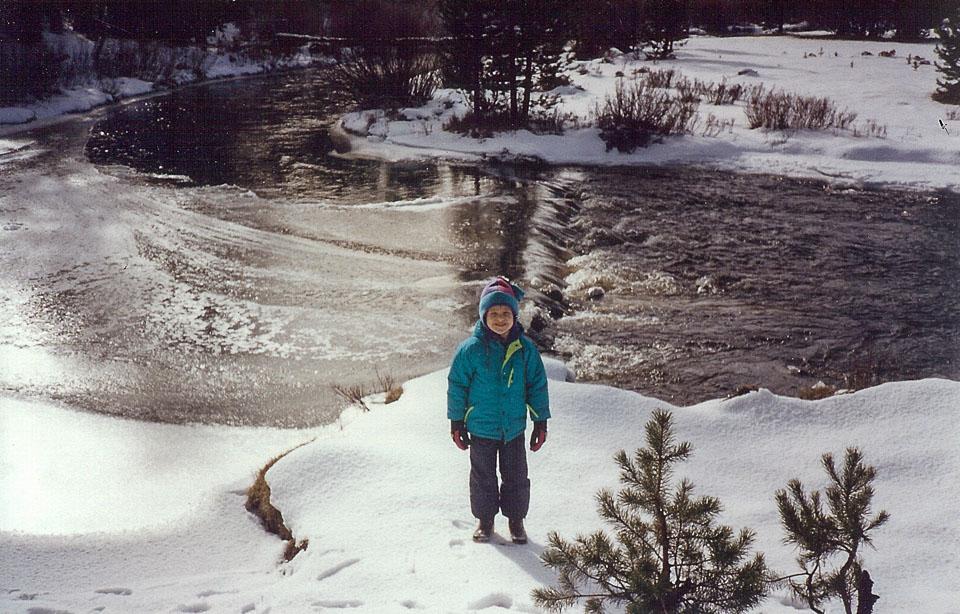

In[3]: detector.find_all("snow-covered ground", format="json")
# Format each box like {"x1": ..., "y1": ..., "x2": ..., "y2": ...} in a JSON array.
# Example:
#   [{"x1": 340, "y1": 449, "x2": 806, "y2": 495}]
[
  {"x1": 2, "y1": 362, "x2": 958, "y2": 613},
  {"x1": 340, "y1": 36, "x2": 960, "y2": 193},
  {"x1": 3, "y1": 33, "x2": 959, "y2": 614}
]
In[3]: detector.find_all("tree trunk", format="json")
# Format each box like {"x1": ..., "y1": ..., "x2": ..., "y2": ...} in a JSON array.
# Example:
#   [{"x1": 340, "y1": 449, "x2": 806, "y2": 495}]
[
  {"x1": 521, "y1": 49, "x2": 533, "y2": 123},
  {"x1": 856, "y1": 570, "x2": 879, "y2": 614}
]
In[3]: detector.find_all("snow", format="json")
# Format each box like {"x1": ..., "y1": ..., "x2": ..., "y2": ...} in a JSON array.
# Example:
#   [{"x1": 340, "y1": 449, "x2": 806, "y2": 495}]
[
  {"x1": 2, "y1": 33, "x2": 959, "y2": 614},
  {"x1": 2, "y1": 364, "x2": 958, "y2": 613},
  {"x1": 4, "y1": 35, "x2": 956, "y2": 192},
  {"x1": 337, "y1": 36, "x2": 960, "y2": 193},
  {"x1": 0, "y1": 30, "x2": 330, "y2": 128}
]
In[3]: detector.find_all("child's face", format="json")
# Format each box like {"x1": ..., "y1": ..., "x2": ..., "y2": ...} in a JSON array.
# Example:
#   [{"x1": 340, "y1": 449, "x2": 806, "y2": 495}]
[{"x1": 485, "y1": 305, "x2": 514, "y2": 338}]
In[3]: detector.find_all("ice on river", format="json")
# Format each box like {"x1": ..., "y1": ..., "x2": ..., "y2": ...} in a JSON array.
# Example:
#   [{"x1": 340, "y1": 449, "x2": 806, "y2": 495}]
[{"x1": 0, "y1": 123, "x2": 495, "y2": 425}]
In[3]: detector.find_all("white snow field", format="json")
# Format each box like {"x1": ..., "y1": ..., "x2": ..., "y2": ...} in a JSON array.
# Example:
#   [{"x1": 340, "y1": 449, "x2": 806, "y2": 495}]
[
  {"x1": 340, "y1": 35, "x2": 959, "y2": 193},
  {"x1": 2, "y1": 360, "x2": 958, "y2": 613}
]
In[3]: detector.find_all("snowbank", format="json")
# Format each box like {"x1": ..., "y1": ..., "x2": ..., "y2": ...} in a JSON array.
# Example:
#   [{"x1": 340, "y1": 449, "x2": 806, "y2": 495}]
[
  {"x1": 0, "y1": 31, "x2": 330, "y2": 128},
  {"x1": 340, "y1": 36, "x2": 960, "y2": 193},
  {"x1": 2, "y1": 362, "x2": 957, "y2": 613}
]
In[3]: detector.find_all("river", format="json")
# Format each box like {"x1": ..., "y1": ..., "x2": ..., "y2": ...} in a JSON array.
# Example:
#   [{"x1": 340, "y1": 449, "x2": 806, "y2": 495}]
[{"x1": 1, "y1": 67, "x2": 956, "y2": 424}]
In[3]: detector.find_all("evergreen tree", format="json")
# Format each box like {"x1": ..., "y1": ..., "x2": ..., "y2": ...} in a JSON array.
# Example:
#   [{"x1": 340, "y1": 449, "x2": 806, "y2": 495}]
[
  {"x1": 570, "y1": 0, "x2": 642, "y2": 58},
  {"x1": 533, "y1": 410, "x2": 769, "y2": 614},
  {"x1": 438, "y1": 0, "x2": 572, "y2": 126},
  {"x1": 640, "y1": 0, "x2": 688, "y2": 60},
  {"x1": 935, "y1": 9, "x2": 960, "y2": 103},
  {"x1": 776, "y1": 448, "x2": 890, "y2": 614}
]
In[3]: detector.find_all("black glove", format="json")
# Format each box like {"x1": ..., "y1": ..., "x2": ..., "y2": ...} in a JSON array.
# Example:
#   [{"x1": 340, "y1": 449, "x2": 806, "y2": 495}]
[
  {"x1": 530, "y1": 420, "x2": 547, "y2": 451},
  {"x1": 451, "y1": 419, "x2": 470, "y2": 450}
]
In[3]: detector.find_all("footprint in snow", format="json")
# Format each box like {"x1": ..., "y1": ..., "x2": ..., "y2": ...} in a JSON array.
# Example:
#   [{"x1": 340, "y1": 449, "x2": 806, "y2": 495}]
[
  {"x1": 312, "y1": 599, "x2": 363, "y2": 609},
  {"x1": 176, "y1": 602, "x2": 211, "y2": 613},
  {"x1": 94, "y1": 588, "x2": 133, "y2": 596},
  {"x1": 316, "y1": 558, "x2": 360, "y2": 581},
  {"x1": 468, "y1": 593, "x2": 514, "y2": 610}
]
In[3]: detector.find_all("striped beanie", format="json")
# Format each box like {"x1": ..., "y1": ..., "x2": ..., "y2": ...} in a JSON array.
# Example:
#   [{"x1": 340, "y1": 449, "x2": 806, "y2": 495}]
[{"x1": 478, "y1": 277, "x2": 524, "y2": 320}]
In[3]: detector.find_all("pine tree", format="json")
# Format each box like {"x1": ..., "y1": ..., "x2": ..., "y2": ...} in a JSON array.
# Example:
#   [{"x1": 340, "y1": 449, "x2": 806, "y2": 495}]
[
  {"x1": 438, "y1": 0, "x2": 572, "y2": 127},
  {"x1": 776, "y1": 448, "x2": 890, "y2": 614},
  {"x1": 533, "y1": 409, "x2": 769, "y2": 614},
  {"x1": 640, "y1": 0, "x2": 687, "y2": 60},
  {"x1": 934, "y1": 9, "x2": 960, "y2": 103}
]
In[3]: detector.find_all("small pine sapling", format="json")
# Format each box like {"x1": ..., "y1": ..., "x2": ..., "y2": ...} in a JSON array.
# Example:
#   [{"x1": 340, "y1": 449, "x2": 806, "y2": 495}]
[
  {"x1": 532, "y1": 409, "x2": 769, "y2": 614},
  {"x1": 775, "y1": 448, "x2": 890, "y2": 614}
]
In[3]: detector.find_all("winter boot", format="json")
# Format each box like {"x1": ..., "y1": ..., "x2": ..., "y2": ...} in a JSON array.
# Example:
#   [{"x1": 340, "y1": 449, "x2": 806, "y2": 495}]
[
  {"x1": 508, "y1": 518, "x2": 527, "y2": 544},
  {"x1": 473, "y1": 518, "x2": 494, "y2": 543}
]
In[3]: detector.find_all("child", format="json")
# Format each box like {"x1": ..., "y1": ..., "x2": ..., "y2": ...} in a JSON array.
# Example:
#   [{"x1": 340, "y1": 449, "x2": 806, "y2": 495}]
[{"x1": 447, "y1": 276, "x2": 550, "y2": 544}]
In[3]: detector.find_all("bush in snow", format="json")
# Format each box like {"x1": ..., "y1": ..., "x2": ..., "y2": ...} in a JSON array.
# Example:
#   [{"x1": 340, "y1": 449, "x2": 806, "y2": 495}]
[
  {"x1": 328, "y1": 44, "x2": 440, "y2": 110},
  {"x1": 326, "y1": 0, "x2": 440, "y2": 110},
  {"x1": 744, "y1": 86, "x2": 857, "y2": 132},
  {"x1": 934, "y1": 10, "x2": 960, "y2": 104},
  {"x1": 533, "y1": 409, "x2": 770, "y2": 614},
  {"x1": 594, "y1": 77, "x2": 700, "y2": 151},
  {"x1": 776, "y1": 448, "x2": 889, "y2": 614}
]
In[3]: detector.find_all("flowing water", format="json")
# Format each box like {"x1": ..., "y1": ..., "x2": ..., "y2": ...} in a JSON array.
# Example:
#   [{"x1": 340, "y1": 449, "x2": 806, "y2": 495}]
[{"x1": 2, "y1": 68, "x2": 956, "y2": 425}]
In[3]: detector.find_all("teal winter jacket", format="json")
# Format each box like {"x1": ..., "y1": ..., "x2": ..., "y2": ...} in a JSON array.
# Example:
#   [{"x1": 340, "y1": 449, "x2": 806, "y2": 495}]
[{"x1": 447, "y1": 320, "x2": 550, "y2": 441}]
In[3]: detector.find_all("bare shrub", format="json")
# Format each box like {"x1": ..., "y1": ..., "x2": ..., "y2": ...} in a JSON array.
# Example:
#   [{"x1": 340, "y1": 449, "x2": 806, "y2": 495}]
[
  {"x1": 701, "y1": 112, "x2": 735, "y2": 137},
  {"x1": 327, "y1": 0, "x2": 439, "y2": 110},
  {"x1": 331, "y1": 382, "x2": 370, "y2": 411},
  {"x1": 374, "y1": 366, "x2": 404, "y2": 404},
  {"x1": 673, "y1": 76, "x2": 701, "y2": 103},
  {"x1": 946, "y1": 107, "x2": 960, "y2": 120},
  {"x1": 852, "y1": 119, "x2": 888, "y2": 138},
  {"x1": 745, "y1": 85, "x2": 857, "y2": 131},
  {"x1": 328, "y1": 44, "x2": 439, "y2": 110},
  {"x1": 595, "y1": 77, "x2": 700, "y2": 151},
  {"x1": 645, "y1": 67, "x2": 676, "y2": 88},
  {"x1": 712, "y1": 78, "x2": 744, "y2": 105},
  {"x1": 685, "y1": 77, "x2": 744, "y2": 106}
]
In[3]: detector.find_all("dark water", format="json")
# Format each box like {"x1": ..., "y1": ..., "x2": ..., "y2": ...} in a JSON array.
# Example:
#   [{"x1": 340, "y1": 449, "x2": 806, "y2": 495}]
[
  {"x1": 85, "y1": 70, "x2": 508, "y2": 205},
  {"x1": 531, "y1": 168, "x2": 960, "y2": 404},
  {"x1": 81, "y1": 68, "x2": 959, "y2": 412}
]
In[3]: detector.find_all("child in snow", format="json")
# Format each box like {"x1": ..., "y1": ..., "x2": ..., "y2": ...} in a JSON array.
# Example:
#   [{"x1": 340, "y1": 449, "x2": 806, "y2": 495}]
[{"x1": 447, "y1": 276, "x2": 550, "y2": 544}]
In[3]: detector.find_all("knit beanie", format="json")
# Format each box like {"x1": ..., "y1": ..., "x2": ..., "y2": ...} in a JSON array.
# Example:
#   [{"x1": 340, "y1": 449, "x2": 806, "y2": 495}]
[{"x1": 478, "y1": 277, "x2": 524, "y2": 320}]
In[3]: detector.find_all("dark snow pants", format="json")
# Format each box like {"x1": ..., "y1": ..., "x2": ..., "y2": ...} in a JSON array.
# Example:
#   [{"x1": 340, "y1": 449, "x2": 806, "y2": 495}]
[{"x1": 469, "y1": 434, "x2": 530, "y2": 521}]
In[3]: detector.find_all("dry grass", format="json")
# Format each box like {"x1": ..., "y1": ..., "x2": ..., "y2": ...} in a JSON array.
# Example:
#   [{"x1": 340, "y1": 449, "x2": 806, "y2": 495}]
[
  {"x1": 726, "y1": 385, "x2": 758, "y2": 399},
  {"x1": 245, "y1": 439, "x2": 315, "y2": 562},
  {"x1": 798, "y1": 383, "x2": 838, "y2": 400}
]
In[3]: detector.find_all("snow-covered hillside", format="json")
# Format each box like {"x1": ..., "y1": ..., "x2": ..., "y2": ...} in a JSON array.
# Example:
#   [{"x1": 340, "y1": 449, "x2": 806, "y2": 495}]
[{"x1": 2, "y1": 361, "x2": 957, "y2": 613}]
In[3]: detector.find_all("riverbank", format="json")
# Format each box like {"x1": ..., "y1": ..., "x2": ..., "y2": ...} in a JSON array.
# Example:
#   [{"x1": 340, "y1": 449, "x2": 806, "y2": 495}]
[
  {"x1": 338, "y1": 35, "x2": 959, "y2": 193},
  {"x1": 0, "y1": 29, "x2": 332, "y2": 135}
]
